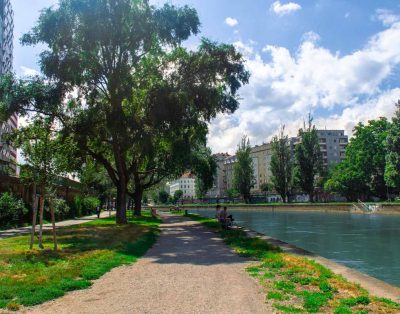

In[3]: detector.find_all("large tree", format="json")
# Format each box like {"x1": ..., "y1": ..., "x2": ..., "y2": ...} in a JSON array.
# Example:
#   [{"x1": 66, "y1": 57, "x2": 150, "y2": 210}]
[
  {"x1": 385, "y1": 100, "x2": 400, "y2": 191},
  {"x1": 294, "y1": 115, "x2": 322, "y2": 202},
  {"x1": 270, "y1": 127, "x2": 293, "y2": 203},
  {"x1": 1, "y1": 0, "x2": 249, "y2": 223},
  {"x1": 233, "y1": 136, "x2": 255, "y2": 203},
  {"x1": 325, "y1": 118, "x2": 391, "y2": 200}
]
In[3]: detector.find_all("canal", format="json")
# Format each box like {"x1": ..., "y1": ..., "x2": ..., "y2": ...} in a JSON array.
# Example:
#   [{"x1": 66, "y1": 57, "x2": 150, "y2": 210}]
[{"x1": 191, "y1": 208, "x2": 400, "y2": 287}]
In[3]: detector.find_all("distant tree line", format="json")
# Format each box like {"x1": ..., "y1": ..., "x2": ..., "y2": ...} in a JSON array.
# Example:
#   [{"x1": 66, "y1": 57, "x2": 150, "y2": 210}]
[{"x1": 233, "y1": 102, "x2": 400, "y2": 203}]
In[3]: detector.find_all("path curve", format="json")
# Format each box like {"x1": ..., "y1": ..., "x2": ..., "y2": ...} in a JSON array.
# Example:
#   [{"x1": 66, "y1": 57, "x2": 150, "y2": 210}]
[{"x1": 21, "y1": 214, "x2": 272, "y2": 314}]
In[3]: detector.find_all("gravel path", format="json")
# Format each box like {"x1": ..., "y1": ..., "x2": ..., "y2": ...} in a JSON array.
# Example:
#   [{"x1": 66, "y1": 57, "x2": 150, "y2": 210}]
[{"x1": 21, "y1": 214, "x2": 273, "y2": 314}]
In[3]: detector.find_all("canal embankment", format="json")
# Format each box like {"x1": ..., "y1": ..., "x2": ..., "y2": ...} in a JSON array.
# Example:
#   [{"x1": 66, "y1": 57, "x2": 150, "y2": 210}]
[
  {"x1": 183, "y1": 213, "x2": 400, "y2": 313},
  {"x1": 242, "y1": 227, "x2": 400, "y2": 302},
  {"x1": 173, "y1": 203, "x2": 400, "y2": 214}
]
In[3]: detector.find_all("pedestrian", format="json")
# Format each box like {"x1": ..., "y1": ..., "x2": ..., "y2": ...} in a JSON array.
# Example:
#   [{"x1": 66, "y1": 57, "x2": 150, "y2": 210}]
[{"x1": 96, "y1": 206, "x2": 101, "y2": 219}]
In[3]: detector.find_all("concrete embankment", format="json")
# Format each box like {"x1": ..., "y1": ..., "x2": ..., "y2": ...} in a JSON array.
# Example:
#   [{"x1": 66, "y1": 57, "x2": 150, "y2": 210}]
[
  {"x1": 152, "y1": 203, "x2": 400, "y2": 215},
  {"x1": 242, "y1": 228, "x2": 400, "y2": 302}
]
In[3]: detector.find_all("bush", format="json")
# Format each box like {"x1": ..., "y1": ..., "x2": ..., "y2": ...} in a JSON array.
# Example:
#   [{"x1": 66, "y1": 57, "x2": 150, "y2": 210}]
[
  {"x1": 53, "y1": 198, "x2": 71, "y2": 220},
  {"x1": 0, "y1": 192, "x2": 28, "y2": 228},
  {"x1": 72, "y1": 196, "x2": 100, "y2": 217}
]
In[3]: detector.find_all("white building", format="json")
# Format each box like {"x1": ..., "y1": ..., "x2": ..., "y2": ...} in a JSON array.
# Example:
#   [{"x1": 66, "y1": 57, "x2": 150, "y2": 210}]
[{"x1": 168, "y1": 172, "x2": 196, "y2": 199}]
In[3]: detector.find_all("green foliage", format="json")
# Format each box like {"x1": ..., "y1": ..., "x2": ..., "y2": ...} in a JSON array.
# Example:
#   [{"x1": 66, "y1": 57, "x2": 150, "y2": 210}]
[
  {"x1": 173, "y1": 190, "x2": 183, "y2": 204},
  {"x1": 0, "y1": 192, "x2": 28, "y2": 228},
  {"x1": 142, "y1": 194, "x2": 148, "y2": 205},
  {"x1": 158, "y1": 190, "x2": 169, "y2": 204},
  {"x1": 233, "y1": 136, "x2": 255, "y2": 203},
  {"x1": 385, "y1": 100, "x2": 400, "y2": 189},
  {"x1": 271, "y1": 126, "x2": 293, "y2": 202},
  {"x1": 294, "y1": 115, "x2": 322, "y2": 202},
  {"x1": 72, "y1": 196, "x2": 100, "y2": 217},
  {"x1": 325, "y1": 118, "x2": 391, "y2": 201},
  {"x1": 7, "y1": 0, "x2": 249, "y2": 222},
  {"x1": 0, "y1": 214, "x2": 160, "y2": 308},
  {"x1": 226, "y1": 188, "x2": 239, "y2": 200},
  {"x1": 341, "y1": 296, "x2": 370, "y2": 307},
  {"x1": 52, "y1": 198, "x2": 71, "y2": 220}
]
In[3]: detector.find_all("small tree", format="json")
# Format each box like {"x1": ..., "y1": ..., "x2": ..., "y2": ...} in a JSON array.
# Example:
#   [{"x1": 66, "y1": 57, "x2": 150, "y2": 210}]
[
  {"x1": 226, "y1": 188, "x2": 239, "y2": 202},
  {"x1": 270, "y1": 126, "x2": 293, "y2": 203},
  {"x1": 294, "y1": 115, "x2": 323, "y2": 202},
  {"x1": 158, "y1": 190, "x2": 169, "y2": 204},
  {"x1": 174, "y1": 190, "x2": 184, "y2": 204},
  {"x1": 14, "y1": 117, "x2": 70, "y2": 250},
  {"x1": 260, "y1": 182, "x2": 273, "y2": 202},
  {"x1": 233, "y1": 136, "x2": 255, "y2": 203}
]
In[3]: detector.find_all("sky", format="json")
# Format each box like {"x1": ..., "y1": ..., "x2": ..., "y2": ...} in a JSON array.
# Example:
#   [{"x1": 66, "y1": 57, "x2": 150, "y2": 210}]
[{"x1": 12, "y1": 0, "x2": 400, "y2": 154}]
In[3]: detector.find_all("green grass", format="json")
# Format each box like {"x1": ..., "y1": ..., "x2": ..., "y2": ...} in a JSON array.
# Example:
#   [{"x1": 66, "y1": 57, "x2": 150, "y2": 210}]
[
  {"x1": 0, "y1": 213, "x2": 160, "y2": 309},
  {"x1": 184, "y1": 212, "x2": 400, "y2": 314}
]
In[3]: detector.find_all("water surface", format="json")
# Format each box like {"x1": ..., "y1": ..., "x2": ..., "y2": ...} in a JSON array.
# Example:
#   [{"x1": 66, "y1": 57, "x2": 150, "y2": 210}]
[{"x1": 192, "y1": 208, "x2": 400, "y2": 287}]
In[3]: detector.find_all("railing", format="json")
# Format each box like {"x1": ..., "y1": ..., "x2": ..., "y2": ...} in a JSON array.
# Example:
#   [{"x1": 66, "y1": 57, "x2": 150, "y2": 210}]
[{"x1": 352, "y1": 200, "x2": 381, "y2": 213}]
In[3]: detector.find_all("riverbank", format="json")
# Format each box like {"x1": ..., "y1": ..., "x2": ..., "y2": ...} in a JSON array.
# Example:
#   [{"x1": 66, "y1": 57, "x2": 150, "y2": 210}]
[
  {"x1": 184, "y1": 213, "x2": 400, "y2": 313},
  {"x1": 150, "y1": 203, "x2": 400, "y2": 214}
]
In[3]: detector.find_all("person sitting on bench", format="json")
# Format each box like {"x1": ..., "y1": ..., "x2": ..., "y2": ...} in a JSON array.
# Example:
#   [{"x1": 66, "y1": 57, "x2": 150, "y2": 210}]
[{"x1": 219, "y1": 206, "x2": 232, "y2": 228}]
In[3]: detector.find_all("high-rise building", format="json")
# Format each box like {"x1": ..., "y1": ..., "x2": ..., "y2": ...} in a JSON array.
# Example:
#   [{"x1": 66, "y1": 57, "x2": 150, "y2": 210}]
[
  {"x1": 316, "y1": 130, "x2": 348, "y2": 169},
  {"x1": 0, "y1": 0, "x2": 16, "y2": 175}
]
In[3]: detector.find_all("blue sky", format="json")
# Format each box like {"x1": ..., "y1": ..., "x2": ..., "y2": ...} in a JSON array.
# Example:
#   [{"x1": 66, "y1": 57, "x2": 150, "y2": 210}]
[{"x1": 12, "y1": 0, "x2": 400, "y2": 153}]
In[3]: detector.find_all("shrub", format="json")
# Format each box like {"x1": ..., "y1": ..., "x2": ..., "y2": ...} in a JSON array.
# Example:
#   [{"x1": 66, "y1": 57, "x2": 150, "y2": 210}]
[
  {"x1": 0, "y1": 192, "x2": 28, "y2": 228},
  {"x1": 82, "y1": 196, "x2": 100, "y2": 214},
  {"x1": 53, "y1": 198, "x2": 71, "y2": 220}
]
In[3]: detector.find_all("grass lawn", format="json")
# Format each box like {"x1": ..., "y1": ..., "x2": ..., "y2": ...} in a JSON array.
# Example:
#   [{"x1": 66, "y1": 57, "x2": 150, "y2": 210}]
[
  {"x1": 184, "y1": 213, "x2": 400, "y2": 314},
  {"x1": 0, "y1": 213, "x2": 160, "y2": 311}
]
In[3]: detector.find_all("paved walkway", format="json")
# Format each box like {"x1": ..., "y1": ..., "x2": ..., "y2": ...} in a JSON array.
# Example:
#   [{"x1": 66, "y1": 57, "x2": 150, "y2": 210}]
[
  {"x1": 22, "y1": 214, "x2": 272, "y2": 314},
  {"x1": 0, "y1": 211, "x2": 113, "y2": 239}
]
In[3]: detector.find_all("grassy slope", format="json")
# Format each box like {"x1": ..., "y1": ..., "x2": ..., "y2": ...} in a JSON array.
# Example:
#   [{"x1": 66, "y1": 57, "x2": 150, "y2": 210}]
[
  {"x1": 185, "y1": 213, "x2": 400, "y2": 314},
  {"x1": 0, "y1": 214, "x2": 160, "y2": 310}
]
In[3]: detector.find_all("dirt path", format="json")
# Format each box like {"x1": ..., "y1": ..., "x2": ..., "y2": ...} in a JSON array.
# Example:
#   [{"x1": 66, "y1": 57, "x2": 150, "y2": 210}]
[
  {"x1": 22, "y1": 214, "x2": 273, "y2": 314},
  {"x1": 0, "y1": 211, "x2": 112, "y2": 239}
]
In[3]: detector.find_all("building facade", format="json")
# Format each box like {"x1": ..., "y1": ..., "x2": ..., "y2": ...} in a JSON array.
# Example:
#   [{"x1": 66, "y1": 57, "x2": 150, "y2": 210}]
[
  {"x1": 317, "y1": 130, "x2": 348, "y2": 169},
  {"x1": 0, "y1": 0, "x2": 16, "y2": 175},
  {"x1": 168, "y1": 172, "x2": 196, "y2": 199},
  {"x1": 206, "y1": 153, "x2": 230, "y2": 198},
  {"x1": 212, "y1": 129, "x2": 348, "y2": 199}
]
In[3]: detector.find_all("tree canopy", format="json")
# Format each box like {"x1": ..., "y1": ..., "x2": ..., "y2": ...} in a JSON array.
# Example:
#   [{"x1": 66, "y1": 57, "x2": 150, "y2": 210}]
[
  {"x1": 325, "y1": 118, "x2": 391, "y2": 201},
  {"x1": 270, "y1": 127, "x2": 293, "y2": 203},
  {"x1": 0, "y1": 0, "x2": 249, "y2": 223},
  {"x1": 233, "y1": 136, "x2": 255, "y2": 203},
  {"x1": 294, "y1": 115, "x2": 322, "y2": 202}
]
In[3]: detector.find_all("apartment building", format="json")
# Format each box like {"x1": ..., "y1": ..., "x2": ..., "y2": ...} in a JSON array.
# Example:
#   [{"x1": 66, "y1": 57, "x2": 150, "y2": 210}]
[
  {"x1": 168, "y1": 172, "x2": 196, "y2": 199},
  {"x1": 317, "y1": 130, "x2": 348, "y2": 169},
  {"x1": 0, "y1": 0, "x2": 16, "y2": 175},
  {"x1": 206, "y1": 153, "x2": 230, "y2": 198},
  {"x1": 214, "y1": 129, "x2": 348, "y2": 198}
]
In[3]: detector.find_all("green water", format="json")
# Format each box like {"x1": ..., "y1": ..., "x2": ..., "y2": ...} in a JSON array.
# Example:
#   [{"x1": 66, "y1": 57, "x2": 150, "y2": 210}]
[{"x1": 193, "y1": 208, "x2": 400, "y2": 287}]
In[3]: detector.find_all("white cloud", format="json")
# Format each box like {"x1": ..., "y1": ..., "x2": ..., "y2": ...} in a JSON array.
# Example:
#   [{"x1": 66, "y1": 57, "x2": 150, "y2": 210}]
[
  {"x1": 271, "y1": 1, "x2": 301, "y2": 16},
  {"x1": 301, "y1": 31, "x2": 320, "y2": 43},
  {"x1": 20, "y1": 66, "x2": 40, "y2": 76},
  {"x1": 225, "y1": 17, "x2": 238, "y2": 27},
  {"x1": 375, "y1": 9, "x2": 400, "y2": 26},
  {"x1": 208, "y1": 22, "x2": 400, "y2": 153}
]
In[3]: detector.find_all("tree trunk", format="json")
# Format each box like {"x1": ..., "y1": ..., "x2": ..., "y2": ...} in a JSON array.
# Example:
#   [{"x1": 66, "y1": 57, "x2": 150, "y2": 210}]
[
  {"x1": 29, "y1": 185, "x2": 38, "y2": 250},
  {"x1": 49, "y1": 198, "x2": 58, "y2": 250},
  {"x1": 116, "y1": 183, "x2": 128, "y2": 224},
  {"x1": 38, "y1": 195, "x2": 45, "y2": 249},
  {"x1": 134, "y1": 188, "x2": 143, "y2": 216}
]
